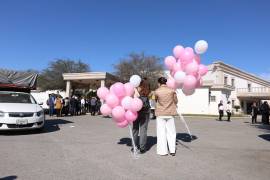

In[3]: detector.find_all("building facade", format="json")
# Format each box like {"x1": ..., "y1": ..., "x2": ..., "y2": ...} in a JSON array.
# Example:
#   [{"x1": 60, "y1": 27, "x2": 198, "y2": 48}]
[
  {"x1": 177, "y1": 61, "x2": 270, "y2": 115},
  {"x1": 62, "y1": 62, "x2": 270, "y2": 115}
]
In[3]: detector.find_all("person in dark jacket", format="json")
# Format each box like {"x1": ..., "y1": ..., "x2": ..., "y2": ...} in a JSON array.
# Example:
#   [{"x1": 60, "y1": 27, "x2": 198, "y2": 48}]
[
  {"x1": 90, "y1": 97, "x2": 97, "y2": 116},
  {"x1": 132, "y1": 78, "x2": 151, "y2": 154},
  {"x1": 69, "y1": 96, "x2": 76, "y2": 116},
  {"x1": 251, "y1": 102, "x2": 259, "y2": 124},
  {"x1": 260, "y1": 101, "x2": 270, "y2": 125}
]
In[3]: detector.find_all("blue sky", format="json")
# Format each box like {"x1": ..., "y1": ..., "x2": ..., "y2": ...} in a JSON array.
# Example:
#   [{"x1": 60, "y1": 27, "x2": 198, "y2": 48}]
[{"x1": 0, "y1": 0, "x2": 270, "y2": 79}]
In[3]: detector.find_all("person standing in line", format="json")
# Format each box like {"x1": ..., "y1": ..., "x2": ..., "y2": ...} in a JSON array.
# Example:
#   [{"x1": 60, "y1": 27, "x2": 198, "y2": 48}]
[
  {"x1": 90, "y1": 97, "x2": 97, "y2": 116},
  {"x1": 81, "y1": 96, "x2": 86, "y2": 115},
  {"x1": 226, "y1": 101, "x2": 232, "y2": 122},
  {"x1": 47, "y1": 94, "x2": 55, "y2": 117},
  {"x1": 63, "y1": 97, "x2": 70, "y2": 116},
  {"x1": 54, "y1": 96, "x2": 63, "y2": 117},
  {"x1": 155, "y1": 77, "x2": 177, "y2": 156},
  {"x1": 149, "y1": 92, "x2": 156, "y2": 119},
  {"x1": 96, "y1": 98, "x2": 102, "y2": 115},
  {"x1": 251, "y1": 102, "x2": 258, "y2": 124},
  {"x1": 218, "y1": 100, "x2": 224, "y2": 121},
  {"x1": 75, "y1": 96, "x2": 80, "y2": 116},
  {"x1": 69, "y1": 96, "x2": 76, "y2": 116},
  {"x1": 132, "y1": 78, "x2": 151, "y2": 154},
  {"x1": 260, "y1": 101, "x2": 270, "y2": 125}
]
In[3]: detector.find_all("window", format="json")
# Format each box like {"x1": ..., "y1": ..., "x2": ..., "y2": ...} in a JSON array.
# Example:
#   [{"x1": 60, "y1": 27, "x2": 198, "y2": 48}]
[
  {"x1": 224, "y1": 76, "x2": 228, "y2": 85},
  {"x1": 210, "y1": 96, "x2": 216, "y2": 102},
  {"x1": 231, "y1": 78, "x2": 235, "y2": 87},
  {"x1": 248, "y1": 83, "x2": 251, "y2": 92},
  {"x1": 0, "y1": 92, "x2": 36, "y2": 104}
]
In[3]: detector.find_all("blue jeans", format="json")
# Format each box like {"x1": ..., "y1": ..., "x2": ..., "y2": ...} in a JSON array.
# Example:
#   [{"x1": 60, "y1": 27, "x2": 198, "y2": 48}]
[{"x1": 49, "y1": 105, "x2": 54, "y2": 116}]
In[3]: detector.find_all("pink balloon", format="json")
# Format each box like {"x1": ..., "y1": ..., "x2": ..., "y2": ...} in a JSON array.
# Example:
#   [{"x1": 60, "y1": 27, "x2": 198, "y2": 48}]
[
  {"x1": 185, "y1": 60, "x2": 199, "y2": 75},
  {"x1": 180, "y1": 47, "x2": 194, "y2": 65},
  {"x1": 117, "y1": 119, "x2": 129, "y2": 128},
  {"x1": 196, "y1": 78, "x2": 203, "y2": 88},
  {"x1": 173, "y1": 62, "x2": 182, "y2": 72},
  {"x1": 176, "y1": 82, "x2": 183, "y2": 89},
  {"x1": 112, "y1": 82, "x2": 126, "y2": 97},
  {"x1": 198, "y1": 64, "x2": 208, "y2": 76},
  {"x1": 112, "y1": 106, "x2": 125, "y2": 121},
  {"x1": 194, "y1": 54, "x2": 201, "y2": 64},
  {"x1": 124, "y1": 83, "x2": 135, "y2": 96},
  {"x1": 166, "y1": 78, "x2": 177, "y2": 89},
  {"x1": 164, "y1": 56, "x2": 176, "y2": 70},
  {"x1": 105, "y1": 93, "x2": 120, "y2": 108},
  {"x1": 97, "y1": 87, "x2": 110, "y2": 100},
  {"x1": 170, "y1": 70, "x2": 176, "y2": 77},
  {"x1": 121, "y1": 96, "x2": 133, "y2": 110},
  {"x1": 109, "y1": 84, "x2": 115, "y2": 93},
  {"x1": 173, "y1": 45, "x2": 184, "y2": 59},
  {"x1": 125, "y1": 110, "x2": 138, "y2": 123},
  {"x1": 183, "y1": 75, "x2": 197, "y2": 90},
  {"x1": 130, "y1": 98, "x2": 143, "y2": 112},
  {"x1": 100, "y1": 104, "x2": 112, "y2": 116},
  {"x1": 182, "y1": 88, "x2": 195, "y2": 96}
]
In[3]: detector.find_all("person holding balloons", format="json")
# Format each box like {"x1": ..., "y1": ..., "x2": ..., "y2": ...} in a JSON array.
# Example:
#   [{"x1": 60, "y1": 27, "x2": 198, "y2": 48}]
[
  {"x1": 155, "y1": 77, "x2": 178, "y2": 156},
  {"x1": 132, "y1": 78, "x2": 151, "y2": 154}
]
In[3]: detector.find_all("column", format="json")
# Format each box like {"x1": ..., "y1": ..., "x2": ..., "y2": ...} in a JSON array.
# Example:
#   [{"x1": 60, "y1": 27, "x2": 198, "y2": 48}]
[
  {"x1": 100, "y1": 79, "x2": 105, "y2": 88},
  {"x1": 100, "y1": 79, "x2": 105, "y2": 105},
  {"x1": 243, "y1": 101, "x2": 247, "y2": 114},
  {"x1": 66, "y1": 80, "x2": 71, "y2": 98}
]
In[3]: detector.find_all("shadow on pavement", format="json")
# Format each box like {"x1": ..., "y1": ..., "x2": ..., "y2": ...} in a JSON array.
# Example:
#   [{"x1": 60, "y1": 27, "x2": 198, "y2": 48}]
[
  {"x1": 258, "y1": 134, "x2": 270, "y2": 142},
  {"x1": 0, "y1": 175, "x2": 17, "y2": 180},
  {"x1": 0, "y1": 119, "x2": 73, "y2": 136},
  {"x1": 118, "y1": 136, "x2": 157, "y2": 151},
  {"x1": 253, "y1": 124, "x2": 270, "y2": 132},
  {"x1": 176, "y1": 133, "x2": 198, "y2": 142}
]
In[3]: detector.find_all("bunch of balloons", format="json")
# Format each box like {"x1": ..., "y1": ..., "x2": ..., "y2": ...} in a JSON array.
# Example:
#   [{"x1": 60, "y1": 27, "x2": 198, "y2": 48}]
[
  {"x1": 164, "y1": 40, "x2": 209, "y2": 95},
  {"x1": 97, "y1": 75, "x2": 143, "y2": 128}
]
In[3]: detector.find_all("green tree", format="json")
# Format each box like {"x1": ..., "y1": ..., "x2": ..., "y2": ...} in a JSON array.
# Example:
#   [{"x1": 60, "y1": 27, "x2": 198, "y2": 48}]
[
  {"x1": 114, "y1": 52, "x2": 164, "y2": 90},
  {"x1": 38, "y1": 59, "x2": 90, "y2": 90}
]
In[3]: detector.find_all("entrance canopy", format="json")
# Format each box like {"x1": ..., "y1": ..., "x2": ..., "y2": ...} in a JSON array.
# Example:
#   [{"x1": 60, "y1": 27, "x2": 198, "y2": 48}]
[
  {"x1": 237, "y1": 87, "x2": 270, "y2": 100},
  {"x1": 63, "y1": 72, "x2": 119, "y2": 97}
]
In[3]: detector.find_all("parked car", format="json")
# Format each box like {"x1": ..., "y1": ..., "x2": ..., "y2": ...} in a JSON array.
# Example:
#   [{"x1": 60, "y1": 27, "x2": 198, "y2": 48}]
[{"x1": 0, "y1": 91, "x2": 45, "y2": 130}]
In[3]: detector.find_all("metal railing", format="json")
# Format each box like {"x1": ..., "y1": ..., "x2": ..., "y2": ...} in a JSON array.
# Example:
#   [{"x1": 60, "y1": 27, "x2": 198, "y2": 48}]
[{"x1": 237, "y1": 87, "x2": 270, "y2": 93}]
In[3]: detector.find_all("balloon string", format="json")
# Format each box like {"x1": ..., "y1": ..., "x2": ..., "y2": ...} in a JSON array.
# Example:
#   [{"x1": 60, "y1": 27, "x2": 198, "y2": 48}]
[
  {"x1": 180, "y1": 113, "x2": 193, "y2": 140},
  {"x1": 177, "y1": 107, "x2": 193, "y2": 140},
  {"x1": 128, "y1": 124, "x2": 139, "y2": 159}
]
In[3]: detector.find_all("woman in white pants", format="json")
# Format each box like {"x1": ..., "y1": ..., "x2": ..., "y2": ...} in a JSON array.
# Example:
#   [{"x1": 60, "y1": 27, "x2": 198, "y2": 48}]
[{"x1": 154, "y1": 77, "x2": 178, "y2": 156}]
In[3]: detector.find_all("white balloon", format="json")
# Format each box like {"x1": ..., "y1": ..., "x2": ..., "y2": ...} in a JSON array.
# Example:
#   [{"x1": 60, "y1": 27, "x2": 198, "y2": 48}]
[
  {"x1": 174, "y1": 71, "x2": 186, "y2": 84},
  {"x1": 129, "y1": 75, "x2": 141, "y2": 88},
  {"x1": 121, "y1": 96, "x2": 133, "y2": 110},
  {"x1": 194, "y1": 40, "x2": 208, "y2": 54}
]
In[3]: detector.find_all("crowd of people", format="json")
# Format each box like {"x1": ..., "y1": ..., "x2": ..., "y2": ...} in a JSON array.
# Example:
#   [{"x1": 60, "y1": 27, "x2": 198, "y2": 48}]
[
  {"x1": 47, "y1": 94, "x2": 101, "y2": 117},
  {"x1": 217, "y1": 100, "x2": 270, "y2": 125},
  {"x1": 251, "y1": 101, "x2": 270, "y2": 125}
]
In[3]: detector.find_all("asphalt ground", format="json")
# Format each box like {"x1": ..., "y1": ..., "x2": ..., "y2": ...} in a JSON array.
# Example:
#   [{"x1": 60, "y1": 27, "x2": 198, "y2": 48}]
[{"x1": 0, "y1": 115, "x2": 270, "y2": 180}]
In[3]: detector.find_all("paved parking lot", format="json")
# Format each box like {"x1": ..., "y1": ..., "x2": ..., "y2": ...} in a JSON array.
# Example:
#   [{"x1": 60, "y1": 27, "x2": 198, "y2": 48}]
[{"x1": 0, "y1": 115, "x2": 270, "y2": 180}]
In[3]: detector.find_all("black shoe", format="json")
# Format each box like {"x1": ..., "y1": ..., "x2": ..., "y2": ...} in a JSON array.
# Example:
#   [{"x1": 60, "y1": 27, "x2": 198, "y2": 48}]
[
  {"x1": 139, "y1": 149, "x2": 146, "y2": 154},
  {"x1": 170, "y1": 153, "x2": 176, "y2": 156}
]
